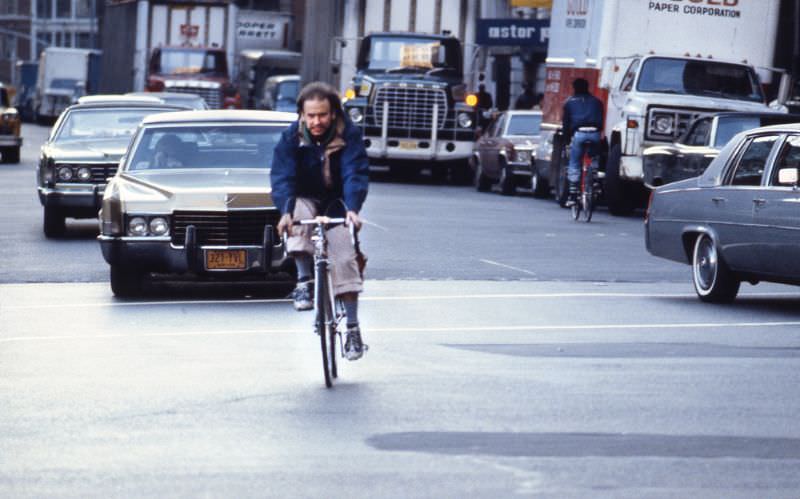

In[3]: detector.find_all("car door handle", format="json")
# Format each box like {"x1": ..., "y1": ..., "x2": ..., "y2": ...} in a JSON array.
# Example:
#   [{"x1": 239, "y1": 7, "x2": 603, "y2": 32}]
[
  {"x1": 753, "y1": 198, "x2": 767, "y2": 206},
  {"x1": 711, "y1": 197, "x2": 726, "y2": 203}
]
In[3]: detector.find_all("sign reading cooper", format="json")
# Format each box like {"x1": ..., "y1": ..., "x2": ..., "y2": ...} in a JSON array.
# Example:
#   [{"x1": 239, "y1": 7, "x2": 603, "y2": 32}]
[
  {"x1": 476, "y1": 19, "x2": 550, "y2": 47},
  {"x1": 649, "y1": 0, "x2": 741, "y2": 18}
]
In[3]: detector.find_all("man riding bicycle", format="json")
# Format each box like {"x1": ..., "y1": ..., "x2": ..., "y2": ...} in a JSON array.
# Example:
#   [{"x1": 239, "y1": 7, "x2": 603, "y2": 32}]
[
  {"x1": 562, "y1": 78, "x2": 603, "y2": 206},
  {"x1": 271, "y1": 81, "x2": 370, "y2": 361}
]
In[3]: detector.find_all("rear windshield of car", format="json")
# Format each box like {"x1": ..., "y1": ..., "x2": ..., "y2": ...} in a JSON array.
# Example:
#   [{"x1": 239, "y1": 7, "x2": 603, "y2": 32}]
[
  {"x1": 54, "y1": 108, "x2": 171, "y2": 142},
  {"x1": 127, "y1": 124, "x2": 286, "y2": 171},
  {"x1": 713, "y1": 116, "x2": 764, "y2": 148},
  {"x1": 505, "y1": 114, "x2": 542, "y2": 136}
]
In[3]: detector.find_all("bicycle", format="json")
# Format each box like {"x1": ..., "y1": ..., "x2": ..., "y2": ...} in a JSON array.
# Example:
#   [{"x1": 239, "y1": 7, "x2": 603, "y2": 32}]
[
  {"x1": 570, "y1": 137, "x2": 602, "y2": 222},
  {"x1": 288, "y1": 216, "x2": 362, "y2": 388}
]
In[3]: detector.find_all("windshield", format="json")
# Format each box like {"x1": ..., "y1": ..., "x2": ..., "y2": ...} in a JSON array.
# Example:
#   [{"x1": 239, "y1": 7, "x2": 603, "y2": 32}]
[
  {"x1": 128, "y1": 125, "x2": 285, "y2": 171},
  {"x1": 276, "y1": 80, "x2": 299, "y2": 102},
  {"x1": 637, "y1": 58, "x2": 764, "y2": 103},
  {"x1": 713, "y1": 116, "x2": 764, "y2": 148},
  {"x1": 155, "y1": 49, "x2": 227, "y2": 76},
  {"x1": 505, "y1": 114, "x2": 542, "y2": 136},
  {"x1": 51, "y1": 78, "x2": 79, "y2": 90},
  {"x1": 54, "y1": 108, "x2": 169, "y2": 143},
  {"x1": 362, "y1": 36, "x2": 461, "y2": 72}
]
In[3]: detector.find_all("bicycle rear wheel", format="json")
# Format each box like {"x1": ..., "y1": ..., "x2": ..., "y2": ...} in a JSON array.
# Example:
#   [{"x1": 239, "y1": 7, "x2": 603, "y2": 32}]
[
  {"x1": 581, "y1": 191, "x2": 593, "y2": 222},
  {"x1": 315, "y1": 271, "x2": 333, "y2": 388}
]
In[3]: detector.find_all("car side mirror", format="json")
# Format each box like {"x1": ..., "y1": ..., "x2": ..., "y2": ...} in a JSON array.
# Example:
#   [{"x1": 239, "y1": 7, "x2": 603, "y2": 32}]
[{"x1": 778, "y1": 167, "x2": 799, "y2": 186}]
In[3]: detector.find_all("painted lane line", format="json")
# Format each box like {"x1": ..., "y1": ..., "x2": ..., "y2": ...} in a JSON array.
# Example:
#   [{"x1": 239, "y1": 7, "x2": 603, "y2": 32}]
[
  {"x1": 479, "y1": 259, "x2": 538, "y2": 276},
  {"x1": 361, "y1": 218, "x2": 389, "y2": 231},
  {"x1": 3, "y1": 320, "x2": 800, "y2": 343},
  {"x1": 4, "y1": 290, "x2": 800, "y2": 311}
]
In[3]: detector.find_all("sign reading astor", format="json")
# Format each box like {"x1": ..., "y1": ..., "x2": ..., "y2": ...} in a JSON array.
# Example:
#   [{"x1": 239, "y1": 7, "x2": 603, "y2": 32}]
[
  {"x1": 649, "y1": 0, "x2": 741, "y2": 18},
  {"x1": 476, "y1": 19, "x2": 550, "y2": 47}
]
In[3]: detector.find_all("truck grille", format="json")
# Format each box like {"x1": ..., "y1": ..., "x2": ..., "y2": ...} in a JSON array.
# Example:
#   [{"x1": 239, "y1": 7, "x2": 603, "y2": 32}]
[
  {"x1": 373, "y1": 85, "x2": 448, "y2": 130},
  {"x1": 646, "y1": 106, "x2": 711, "y2": 141},
  {"x1": 90, "y1": 163, "x2": 118, "y2": 183},
  {"x1": 171, "y1": 210, "x2": 281, "y2": 246},
  {"x1": 166, "y1": 85, "x2": 221, "y2": 109}
]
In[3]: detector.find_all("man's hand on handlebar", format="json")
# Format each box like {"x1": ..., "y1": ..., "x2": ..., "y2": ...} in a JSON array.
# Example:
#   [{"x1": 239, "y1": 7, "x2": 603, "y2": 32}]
[
  {"x1": 346, "y1": 210, "x2": 362, "y2": 231},
  {"x1": 277, "y1": 213, "x2": 293, "y2": 236}
]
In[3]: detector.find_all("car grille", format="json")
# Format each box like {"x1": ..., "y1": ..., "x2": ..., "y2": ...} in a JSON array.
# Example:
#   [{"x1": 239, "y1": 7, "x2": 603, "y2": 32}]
[
  {"x1": 166, "y1": 85, "x2": 220, "y2": 109},
  {"x1": 646, "y1": 106, "x2": 712, "y2": 141},
  {"x1": 171, "y1": 210, "x2": 282, "y2": 246},
  {"x1": 373, "y1": 85, "x2": 448, "y2": 130},
  {"x1": 90, "y1": 163, "x2": 118, "y2": 183}
]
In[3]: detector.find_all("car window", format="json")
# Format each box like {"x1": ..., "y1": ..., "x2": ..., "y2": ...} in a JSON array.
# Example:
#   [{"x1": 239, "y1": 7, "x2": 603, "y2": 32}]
[
  {"x1": 620, "y1": 59, "x2": 640, "y2": 92},
  {"x1": 770, "y1": 135, "x2": 800, "y2": 186},
  {"x1": 128, "y1": 124, "x2": 285, "y2": 171},
  {"x1": 684, "y1": 118, "x2": 711, "y2": 146},
  {"x1": 726, "y1": 135, "x2": 778, "y2": 186},
  {"x1": 493, "y1": 115, "x2": 507, "y2": 137},
  {"x1": 505, "y1": 114, "x2": 542, "y2": 136},
  {"x1": 713, "y1": 116, "x2": 763, "y2": 148}
]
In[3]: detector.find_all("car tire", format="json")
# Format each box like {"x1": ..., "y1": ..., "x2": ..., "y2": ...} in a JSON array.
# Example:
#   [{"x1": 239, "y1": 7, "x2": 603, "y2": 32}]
[
  {"x1": 692, "y1": 234, "x2": 740, "y2": 303},
  {"x1": 43, "y1": 206, "x2": 65, "y2": 238},
  {"x1": 499, "y1": 159, "x2": 515, "y2": 196},
  {"x1": 531, "y1": 164, "x2": 549, "y2": 198},
  {"x1": 555, "y1": 156, "x2": 569, "y2": 207},
  {"x1": 605, "y1": 144, "x2": 635, "y2": 216},
  {"x1": 473, "y1": 156, "x2": 491, "y2": 192},
  {"x1": 3, "y1": 146, "x2": 20, "y2": 164},
  {"x1": 110, "y1": 264, "x2": 145, "y2": 298}
]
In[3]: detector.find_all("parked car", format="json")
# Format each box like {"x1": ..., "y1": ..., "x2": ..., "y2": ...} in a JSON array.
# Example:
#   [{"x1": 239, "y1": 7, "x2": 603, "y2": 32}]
[
  {"x1": 470, "y1": 110, "x2": 544, "y2": 196},
  {"x1": 260, "y1": 74, "x2": 299, "y2": 112},
  {"x1": 643, "y1": 112, "x2": 800, "y2": 187},
  {"x1": 0, "y1": 83, "x2": 22, "y2": 163},
  {"x1": 36, "y1": 99, "x2": 185, "y2": 237},
  {"x1": 126, "y1": 91, "x2": 209, "y2": 110},
  {"x1": 645, "y1": 123, "x2": 800, "y2": 302},
  {"x1": 98, "y1": 110, "x2": 297, "y2": 297}
]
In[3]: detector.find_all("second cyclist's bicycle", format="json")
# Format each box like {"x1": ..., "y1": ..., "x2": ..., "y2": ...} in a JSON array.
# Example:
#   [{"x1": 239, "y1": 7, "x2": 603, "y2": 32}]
[{"x1": 571, "y1": 138, "x2": 602, "y2": 222}]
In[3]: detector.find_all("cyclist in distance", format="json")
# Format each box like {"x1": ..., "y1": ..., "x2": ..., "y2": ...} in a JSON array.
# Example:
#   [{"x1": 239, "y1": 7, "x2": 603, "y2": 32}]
[
  {"x1": 562, "y1": 78, "x2": 603, "y2": 206},
  {"x1": 271, "y1": 81, "x2": 370, "y2": 360}
]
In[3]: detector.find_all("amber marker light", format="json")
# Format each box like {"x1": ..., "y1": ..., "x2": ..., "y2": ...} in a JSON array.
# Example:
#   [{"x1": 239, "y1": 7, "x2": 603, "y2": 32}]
[
  {"x1": 465, "y1": 94, "x2": 478, "y2": 107},
  {"x1": 344, "y1": 88, "x2": 356, "y2": 100}
]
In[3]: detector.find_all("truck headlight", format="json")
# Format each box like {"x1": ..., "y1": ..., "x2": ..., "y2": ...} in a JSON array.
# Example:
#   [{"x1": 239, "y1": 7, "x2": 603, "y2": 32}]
[
  {"x1": 57, "y1": 166, "x2": 74, "y2": 181},
  {"x1": 149, "y1": 217, "x2": 169, "y2": 236},
  {"x1": 348, "y1": 107, "x2": 364, "y2": 123},
  {"x1": 653, "y1": 115, "x2": 674, "y2": 135},
  {"x1": 457, "y1": 112, "x2": 472, "y2": 128},
  {"x1": 515, "y1": 150, "x2": 531, "y2": 163},
  {"x1": 128, "y1": 216, "x2": 148, "y2": 236},
  {"x1": 77, "y1": 166, "x2": 92, "y2": 182}
]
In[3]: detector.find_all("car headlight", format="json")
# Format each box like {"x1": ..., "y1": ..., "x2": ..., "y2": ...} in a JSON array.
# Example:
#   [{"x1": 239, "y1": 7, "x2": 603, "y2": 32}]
[
  {"x1": 149, "y1": 217, "x2": 169, "y2": 236},
  {"x1": 359, "y1": 80, "x2": 373, "y2": 97},
  {"x1": 652, "y1": 115, "x2": 674, "y2": 135},
  {"x1": 57, "y1": 166, "x2": 74, "y2": 181},
  {"x1": 457, "y1": 112, "x2": 472, "y2": 128},
  {"x1": 515, "y1": 150, "x2": 531, "y2": 163},
  {"x1": 2, "y1": 110, "x2": 18, "y2": 121},
  {"x1": 77, "y1": 166, "x2": 92, "y2": 182},
  {"x1": 128, "y1": 216, "x2": 148, "y2": 236},
  {"x1": 348, "y1": 107, "x2": 364, "y2": 123}
]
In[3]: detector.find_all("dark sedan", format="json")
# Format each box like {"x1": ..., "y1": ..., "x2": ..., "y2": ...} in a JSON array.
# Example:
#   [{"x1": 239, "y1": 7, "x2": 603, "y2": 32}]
[
  {"x1": 36, "y1": 99, "x2": 184, "y2": 237},
  {"x1": 642, "y1": 112, "x2": 800, "y2": 187},
  {"x1": 645, "y1": 123, "x2": 800, "y2": 302}
]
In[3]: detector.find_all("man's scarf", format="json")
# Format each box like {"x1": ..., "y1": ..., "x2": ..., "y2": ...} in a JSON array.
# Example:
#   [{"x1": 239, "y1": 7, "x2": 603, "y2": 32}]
[{"x1": 299, "y1": 119, "x2": 346, "y2": 188}]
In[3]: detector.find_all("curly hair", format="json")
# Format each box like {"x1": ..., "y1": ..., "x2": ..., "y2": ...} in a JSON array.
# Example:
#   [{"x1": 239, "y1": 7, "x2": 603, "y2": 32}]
[{"x1": 296, "y1": 81, "x2": 344, "y2": 120}]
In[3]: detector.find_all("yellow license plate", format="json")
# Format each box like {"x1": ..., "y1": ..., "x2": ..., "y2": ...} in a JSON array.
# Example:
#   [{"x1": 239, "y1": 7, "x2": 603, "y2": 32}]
[
  {"x1": 206, "y1": 250, "x2": 247, "y2": 270},
  {"x1": 398, "y1": 140, "x2": 417, "y2": 150}
]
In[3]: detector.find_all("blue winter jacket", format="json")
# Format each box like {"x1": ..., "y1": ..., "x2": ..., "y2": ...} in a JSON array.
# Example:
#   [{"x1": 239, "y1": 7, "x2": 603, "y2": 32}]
[
  {"x1": 562, "y1": 93, "x2": 604, "y2": 138},
  {"x1": 270, "y1": 119, "x2": 369, "y2": 217}
]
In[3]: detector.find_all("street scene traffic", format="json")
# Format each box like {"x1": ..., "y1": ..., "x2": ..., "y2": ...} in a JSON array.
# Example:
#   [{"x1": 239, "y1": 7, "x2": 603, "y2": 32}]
[{"x1": 2, "y1": 0, "x2": 800, "y2": 497}]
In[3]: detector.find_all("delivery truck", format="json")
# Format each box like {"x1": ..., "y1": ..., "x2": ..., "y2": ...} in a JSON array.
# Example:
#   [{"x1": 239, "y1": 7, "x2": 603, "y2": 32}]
[
  {"x1": 33, "y1": 47, "x2": 101, "y2": 122},
  {"x1": 541, "y1": 0, "x2": 783, "y2": 214}
]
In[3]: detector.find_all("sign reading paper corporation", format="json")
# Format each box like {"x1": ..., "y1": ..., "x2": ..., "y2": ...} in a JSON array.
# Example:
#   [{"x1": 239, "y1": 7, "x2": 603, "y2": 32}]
[{"x1": 476, "y1": 19, "x2": 550, "y2": 47}]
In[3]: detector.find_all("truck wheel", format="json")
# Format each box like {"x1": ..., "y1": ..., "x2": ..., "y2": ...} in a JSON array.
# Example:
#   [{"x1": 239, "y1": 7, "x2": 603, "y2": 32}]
[
  {"x1": 450, "y1": 160, "x2": 473, "y2": 185},
  {"x1": 473, "y1": 157, "x2": 492, "y2": 192},
  {"x1": 43, "y1": 206, "x2": 65, "y2": 238},
  {"x1": 431, "y1": 164, "x2": 448, "y2": 184},
  {"x1": 555, "y1": 159, "x2": 569, "y2": 207},
  {"x1": 549, "y1": 133, "x2": 565, "y2": 196},
  {"x1": 110, "y1": 264, "x2": 145, "y2": 298},
  {"x1": 499, "y1": 159, "x2": 515, "y2": 196},
  {"x1": 2, "y1": 146, "x2": 20, "y2": 164},
  {"x1": 605, "y1": 144, "x2": 634, "y2": 216},
  {"x1": 692, "y1": 234, "x2": 740, "y2": 303}
]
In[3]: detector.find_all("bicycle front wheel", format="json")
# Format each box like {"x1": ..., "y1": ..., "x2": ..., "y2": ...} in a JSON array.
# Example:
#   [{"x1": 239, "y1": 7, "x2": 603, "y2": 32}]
[
  {"x1": 315, "y1": 272, "x2": 333, "y2": 388},
  {"x1": 571, "y1": 196, "x2": 580, "y2": 220}
]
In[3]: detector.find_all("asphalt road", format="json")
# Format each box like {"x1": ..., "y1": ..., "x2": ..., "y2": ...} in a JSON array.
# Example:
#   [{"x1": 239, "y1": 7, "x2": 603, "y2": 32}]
[{"x1": 2, "y1": 124, "x2": 799, "y2": 498}]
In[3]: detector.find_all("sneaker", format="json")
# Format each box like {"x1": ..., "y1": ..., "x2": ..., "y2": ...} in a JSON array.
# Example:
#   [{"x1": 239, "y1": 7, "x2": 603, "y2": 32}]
[
  {"x1": 289, "y1": 281, "x2": 313, "y2": 311},
  {"x1": 344, "y1": 325, "x2": 367, "y2": 361}
]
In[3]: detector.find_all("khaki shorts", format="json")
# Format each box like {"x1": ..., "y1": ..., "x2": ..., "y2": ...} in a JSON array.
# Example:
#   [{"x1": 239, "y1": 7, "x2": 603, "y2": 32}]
[{"x1": 286, "y1": 197, "x2": 363, "y2": 296}]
